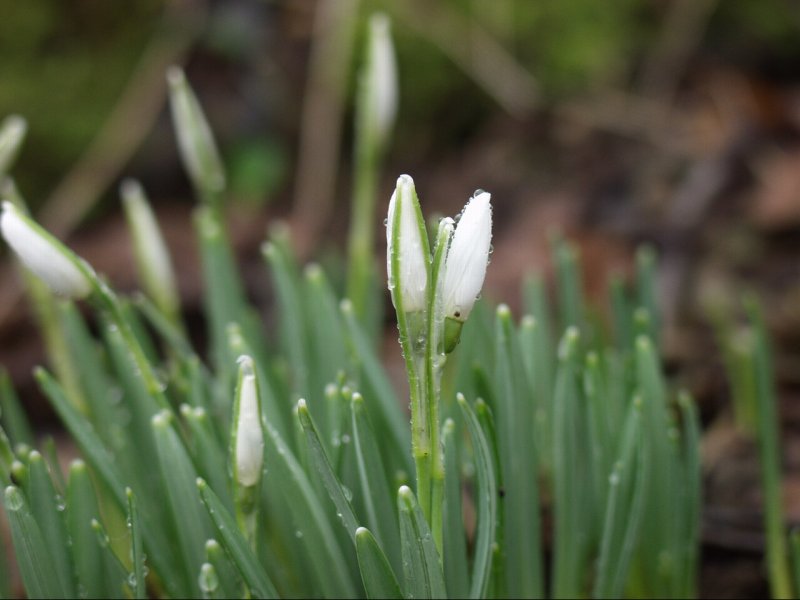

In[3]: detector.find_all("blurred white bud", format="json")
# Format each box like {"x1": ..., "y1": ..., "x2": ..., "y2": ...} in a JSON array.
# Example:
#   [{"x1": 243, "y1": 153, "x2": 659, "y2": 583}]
[
  {"x1": 365, "y1": 14, "x2": 398, "y2": 149},
  {"x1": 167, "y1": 66, "x2": 225, "y2": 196},
  {"x1": 0, "y1": 115, "x2": 27, "y2": 176},
  {"x1": 0, "y1": 201, "x2": 94, "y2": 298},
  {"x1": 234, "y1": 355, "x2": 264, "y2": 487},
  {"x1": 121, "y1": 179, "x2": 180, "y2": 320},
  {"x1": 442, "y1": 191, "x2": 492, "y2": 322},
  {"x1": 386, "y1": 174, "x2": 429, "y2": 312}
]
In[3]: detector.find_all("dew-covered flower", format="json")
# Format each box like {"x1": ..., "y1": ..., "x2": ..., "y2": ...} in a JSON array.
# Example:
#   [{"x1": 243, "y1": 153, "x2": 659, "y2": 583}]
[
  {"x1": 0, "y1": 201, "x2": 94, "y2": 298},
  {"x1": 442, "y1": 191, "x2": 492, "y2": 322},
  {"x1": 233, "y1": 356, "x2": 264, "y2": 488},
  {"x1": 386, "y1": 174, "x2": 429, "y2": 313}
]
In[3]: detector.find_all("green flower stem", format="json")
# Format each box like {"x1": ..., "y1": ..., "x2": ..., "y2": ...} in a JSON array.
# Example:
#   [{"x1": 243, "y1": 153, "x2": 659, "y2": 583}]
[
  {"x1": 346, "y1": 109, "x2": 380, "y2": 332},
  {"x1": 746, "y1": 298, "x2": 793, "y2": 599},
  {"x1": 425, "y1": 219, "x2": 453, "y2": 557},
  {"x1": 234, "y1": 484, "x2": 259, "y2": 551}
]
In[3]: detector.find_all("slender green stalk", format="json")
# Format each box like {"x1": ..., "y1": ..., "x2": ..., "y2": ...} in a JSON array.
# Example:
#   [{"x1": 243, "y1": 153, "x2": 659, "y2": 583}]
[
  {"x1": 346, "y1": 14, "x2": 397, "y2": 335},
  {"x1": 425, "y1": 219, "x2": 453, "y2": 556},
  {"x1": 746, "y1": 298, "x2": 793, "y2": 599}
]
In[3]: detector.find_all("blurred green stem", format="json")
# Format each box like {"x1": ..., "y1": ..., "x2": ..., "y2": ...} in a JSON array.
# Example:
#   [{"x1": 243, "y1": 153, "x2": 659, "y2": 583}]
[{"x1": 746, "y1": 297, "x2": 792, "y2": 599}]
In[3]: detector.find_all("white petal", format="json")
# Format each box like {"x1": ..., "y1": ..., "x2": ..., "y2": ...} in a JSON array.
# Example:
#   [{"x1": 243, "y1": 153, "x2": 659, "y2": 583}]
[
  {"x1": 1, "y1": 201, "x2": 93, "y2": 298},
  {"x1": 235, "y1": 356, "x2": 264, "y2": 487},
  {"x1": 442, "y1": 191, "x2": 492, "y2": 320}
]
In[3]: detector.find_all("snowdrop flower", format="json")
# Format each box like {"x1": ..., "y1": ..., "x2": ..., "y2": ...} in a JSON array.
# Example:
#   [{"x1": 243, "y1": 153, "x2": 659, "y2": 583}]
[
  {"x1": 442, "y1": 191, "x2": 492, "y2": 323},
  {"x1": 364, "y1": 14, "x2": 398, "y2": 149},
  {"x1": 0, "y1": 201, "x2": 94, "y2": 298},
  {"x1": 233, "y1": 356, "x2": 264, "y2": 488},
  {"x1": 386, "y1": 174, "x2": 429, "y2": 313},
  {"x1": 121, "y1": 179, "x2": 180, "y2": 320},
  {"x1": 167, "y1": 66, "x2": 225, "y2": 196}
]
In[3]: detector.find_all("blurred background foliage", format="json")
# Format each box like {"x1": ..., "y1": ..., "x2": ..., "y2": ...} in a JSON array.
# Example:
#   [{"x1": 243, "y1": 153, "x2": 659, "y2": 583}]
[{"x1": 3, "y1": 0, "x2": 800, "y2": 215}]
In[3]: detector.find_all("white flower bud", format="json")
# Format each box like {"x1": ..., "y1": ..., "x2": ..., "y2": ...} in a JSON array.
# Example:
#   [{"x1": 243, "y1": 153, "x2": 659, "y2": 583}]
[
  {"x1": 121, "y1": 179, "x2": 180, "y2": 319},
  {"x1": 442, "y1": 191, "x2": 492, "y2": 322},
  {"x1": 234, "y1": 355, "x2": 264, "y2": 487},
  {"x1": 386, "y1": 175, "x2": 429, "y2": 312},
  {"x1": 167, "y1": 66, "x2": 225, "y2": 196},
  {"x1": 0, "y1": 201, "x2": 94, "y2": 298},
  {"x1": 365, "y1": 14, "x2": 397, "y2": 149},
  {"x1": 0, "y1": 115, "x2": 27, "y2": 176}
]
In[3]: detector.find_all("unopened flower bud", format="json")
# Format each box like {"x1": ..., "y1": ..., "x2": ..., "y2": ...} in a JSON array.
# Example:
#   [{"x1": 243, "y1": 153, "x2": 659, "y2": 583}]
[
  {"x1": 167, "y1": 66, "x2": 225, "y2": 197},
  {"x1": 0, "y1": 201, "x2": 94, "y2": 298},
  {"x1": 233, "y1": 355, "x2": 264, "y2": 487},
  {"x1": 442, "y1": 191, "x2": 492, "y2": 340},
  {"x1": 386, "y1": 174, "x2": 429, "y2": 313},
  {"x1": 363, "y1": 14, "x2": 397, "y2": 149},
  {"x1": 121, "y1": 179, "x2": 180, "y2": 320}
]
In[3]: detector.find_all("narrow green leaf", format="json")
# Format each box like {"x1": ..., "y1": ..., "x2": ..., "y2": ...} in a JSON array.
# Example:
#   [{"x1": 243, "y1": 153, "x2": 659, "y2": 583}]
[
  {"x1": 554, "y1": 239, "x2": 585, "y2": 332},
  {"x1": 677, "y1": 392, "x2": 701, "y2": 598},
  {"x1": 340, "y1": 299, "x2": 411, "y2": 474},
  {"x1": 593, "y1": 399, "x2": 646, "y2": 599},
  {"x1": 745, "y1": 298, "x2": 793, "y2": 600},
  {"x1": 66, "y1": 460, "x2": 108, "y2": 599},
  {"x1": 181, "y1": 404, "x2": 230, "y2": 509},
  {"x1": 126, "y1": 488, "x2": 147, "y2": 599},
  {"x1": 0, "y1": 368, "x2": 33, "y2": 446},
  {"x1": 4, "y1": 485, "x2": 64, "y2": 599},
  {"x1": 635, "y1": 245, "x2": 660, "y2": 347},
  {"x1": 442, "y1": 418, "x2": 468, "y2": 599},
  {"x1": 262, "y1": 414, "x2": 357, "y2": 597},
  {"x1": 398, "y1": 485, "x2": 446, "y2": 599},
  {"x1": 297, "y1": 399, "x2": 360, "y2": 538},
  {"x1": 492, "y1": 305, "x2": 542, "y2": 598},
  {"x1": 350, "y1": 392, "x2": 401, "y2": 571},
  {"x1": 152, "y1": 410, "x2": 212, "y2": 596},
  {"x1": 90, "y1": 518, "x2": 129, "y2": 598},
  {"x1": 25, "y1": 451, "x2": 75, "y2": 597},
  {"x1": 197, "y1": 479, "x2": 278, "y2": 599},
  {"x1": 34, "y1": 366, "x2": 127, "y2": 498},
  {"x1": 458, "y1": 394, "x2": 498, "y2": 599},
  {"x1": 263, "y1": 233, "x2": 311, "y2": 399},
  {"x1": 790, "y1": 528, "x2": 800, "y2": 598},
  {"x1": 304, "y1": 264, "x2": 349, "y2": 407},
  {"x1": 35, "y1": 367, "x2": 180, "y2": 598},
  {"x1": 356, "y1": 527, "x2": 403, "y2": 600}
]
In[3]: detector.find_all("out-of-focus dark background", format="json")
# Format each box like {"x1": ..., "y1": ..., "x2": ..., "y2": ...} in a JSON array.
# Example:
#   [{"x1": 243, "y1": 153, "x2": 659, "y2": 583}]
[{"x1": 2, "y1": 1, "x2": 800, "y2": 597}]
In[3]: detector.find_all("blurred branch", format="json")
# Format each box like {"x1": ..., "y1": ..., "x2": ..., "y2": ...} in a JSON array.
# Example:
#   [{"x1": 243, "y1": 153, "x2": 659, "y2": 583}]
[
  {"x1": 290, "y1": 0, "x2": 360, "y2": 258},
  {"x1": 38, "y1": 1, "x2": 205, "y2": 236},
  {"x1": 390, "y1": 0, "x2": 539, "y2": 118}
]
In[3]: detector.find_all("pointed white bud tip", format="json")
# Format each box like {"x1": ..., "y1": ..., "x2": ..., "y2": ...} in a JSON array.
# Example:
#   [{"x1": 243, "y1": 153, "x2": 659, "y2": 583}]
[
  {"x1": 386, "y1": 174, "x2": 428, "y2": 312},
  {"x1": 442, "y1": 191, "x2": 492, "y2": 322},
  {"x1": 234, "y1": 355, "x2": 264, "y2": 487},
  {"x1": 365, "y1": 13, "x2": 398, "y2": 147},
  {"x1": 0, "y1": 201, "x2": 94, "y2": 298}
]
